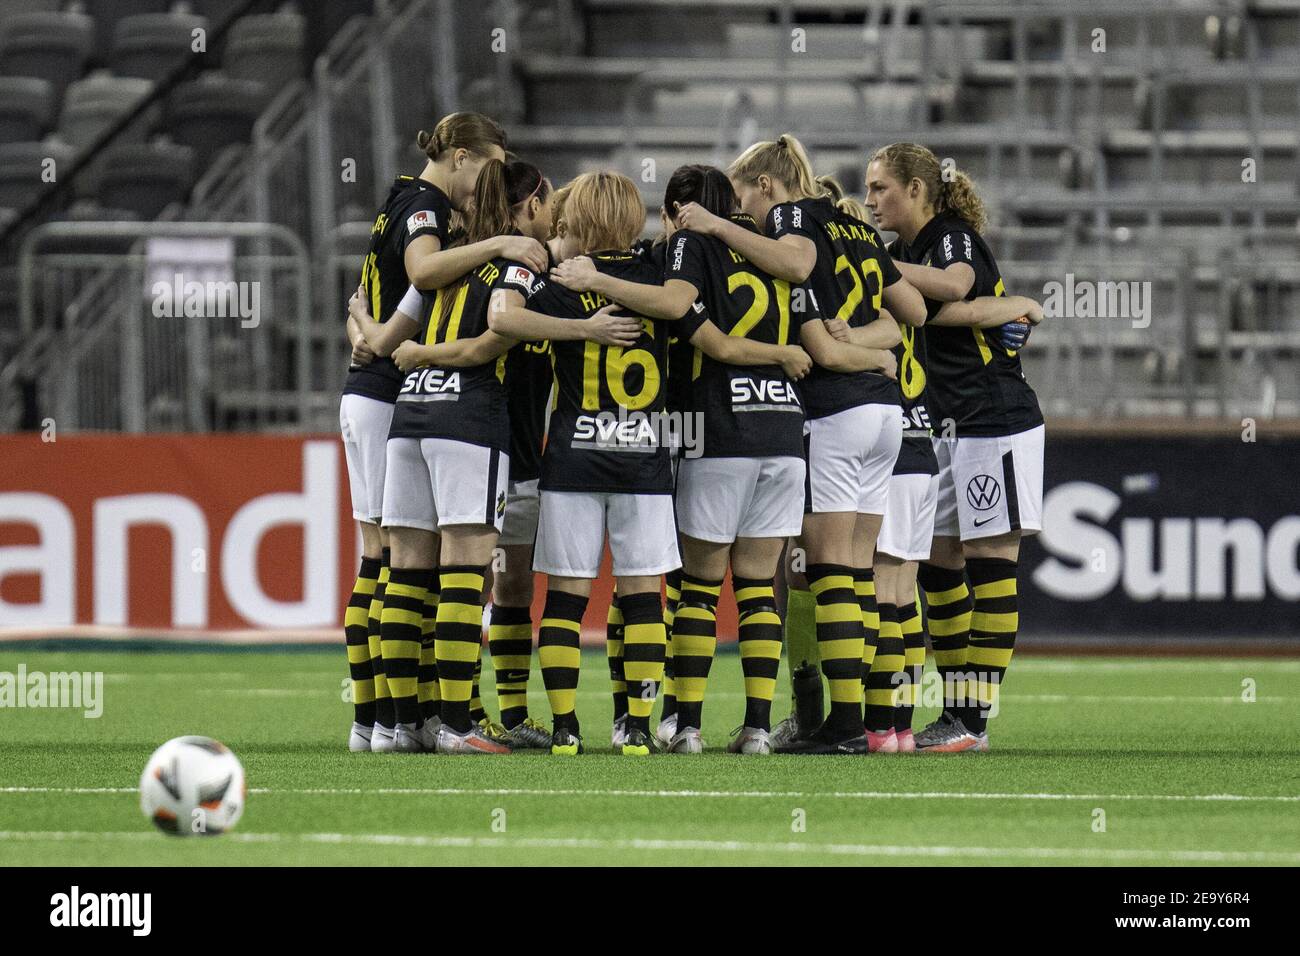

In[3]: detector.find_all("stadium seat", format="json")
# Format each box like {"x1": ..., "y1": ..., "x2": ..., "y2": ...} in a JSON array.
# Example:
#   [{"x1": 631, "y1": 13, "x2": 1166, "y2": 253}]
[
  {"x1": 79, "y1": 0, "x2": 171, "y2": 52},
  {"x1": 113, "y1": 11, "x2": 211, "y2": 83},
  {"x1": 41, "y1": 199, "x2": 144, "y2": 255},
  {"x1": 191, "y1": 0, "x2": 247, "y2": 30},
  {"x1": 0, "y1": 11, "x2": 96, "y2": 104},
  {"x1": 83, "y1": 141, "x2": 195, "y2": 221},
  {"x1": 0, "y1": 139, "x2": 75, "y2": 213},
  {"x1": 222, "y1": 11, "x2": 307, "y2": 94},
  {"x1": 166, "y1": 73, "x2": 267, "y2": 161},
  {"x1": 0, "y1": 0, "x2": 61, "y2": 24},
  {"x1": 0, "y1": 77, "x2": 55, "y2": 143},
  {"x1": 58, "y1": 73, "x2": 157, "y2": 153}
]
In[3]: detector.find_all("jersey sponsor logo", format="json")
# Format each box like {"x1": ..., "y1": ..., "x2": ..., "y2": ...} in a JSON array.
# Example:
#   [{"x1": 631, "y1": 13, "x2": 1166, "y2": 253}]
[
  {"x1": 966, "y1": 474, "x2": 1002, "y2": 511},
  {"x1": 572, "y1": 411, "x2": 659, "y2": 450},
  {"x1": 729, "y1": 376, "x2": 801, "y2": 408},
  {"x1": 942, "y1": 234, "x2": 953, "y2": 263},
  {"x1": 503, "y1": 265, "x2": 536, "y2": 292},
  {"x1": 972, "y1": 515, "x2": 999, "y2": 527},
  {"x1": 671, "y1": 235, "x2": 687, "y2": 272},
  {"x1": 406, "y1": 209, "x2": 436, "y2": 235},
  {"x1": 772, "y1": 206, "x2": 783, "y2": 233},
  {"x1": 399, "y1": 368, "x2": 462, "y2": 399},
  {"x1": 791, "y1": 205, "x2": 802, "y2": 229}
]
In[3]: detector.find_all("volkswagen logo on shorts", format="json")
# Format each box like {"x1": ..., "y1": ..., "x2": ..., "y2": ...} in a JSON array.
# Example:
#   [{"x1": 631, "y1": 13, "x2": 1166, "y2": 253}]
[{"x1": 966, "y1": 474, "x2": 1002, "y2": 511}]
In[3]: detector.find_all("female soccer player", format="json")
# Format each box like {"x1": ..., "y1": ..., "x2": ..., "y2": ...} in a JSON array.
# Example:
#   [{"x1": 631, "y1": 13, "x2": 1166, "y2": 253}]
[
  {"x1": 676, "y1": 136, "x2": 926, "y2": 754},
  {"x1": 865, "y1": 142, "x2": 1046, "y2": 753},
  {"x1": 359, "y1": 160, "x2": 638, "y2": 754},
  {"x1": 340, "y1": 111, "x2": 545, "y2": 753},
  {"x1": 489, "y1": 171, "x2": 704, "y2": 757},
  {"x1": 553, "y1": 165, "x2": 894, "y2": 754}
]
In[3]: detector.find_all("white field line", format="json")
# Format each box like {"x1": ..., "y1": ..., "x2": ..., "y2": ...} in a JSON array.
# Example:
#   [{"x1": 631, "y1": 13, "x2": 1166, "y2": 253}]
[
  {"x1": 3, "y1": 786, "x2": 1297, "y2": 803},
  {"x1": 0, "y1": 829, "x2": 1296, "y2": 863}
]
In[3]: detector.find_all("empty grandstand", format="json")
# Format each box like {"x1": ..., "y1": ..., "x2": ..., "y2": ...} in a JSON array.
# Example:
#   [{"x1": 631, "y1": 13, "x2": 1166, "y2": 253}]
[{"x1": 2, "y1": 0, "x2": 1298, "y2": 432}]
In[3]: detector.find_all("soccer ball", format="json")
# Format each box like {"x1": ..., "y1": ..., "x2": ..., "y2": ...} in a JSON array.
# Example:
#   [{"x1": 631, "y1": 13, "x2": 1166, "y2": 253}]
[{"x1": 139, "y1": 736, "x2": 246, "y2": 837}]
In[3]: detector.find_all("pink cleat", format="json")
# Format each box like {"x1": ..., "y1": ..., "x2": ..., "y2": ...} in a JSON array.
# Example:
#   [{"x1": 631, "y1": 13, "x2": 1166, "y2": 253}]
[
  {"x1": 895, "y1": 728, "x2": 916, "y2": 753},
  {"x1": 865, "y1": 728, "x2": 899, "y2": 753}
]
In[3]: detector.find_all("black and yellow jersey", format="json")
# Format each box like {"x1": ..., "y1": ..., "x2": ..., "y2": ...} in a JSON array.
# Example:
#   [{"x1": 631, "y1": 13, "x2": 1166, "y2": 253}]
[
  {"x1": 387, "y1": 258, "x2": 539, "y2": 452},
  {"x1": 664, "y1": 217, "x2": 806, "y2": 459},
  {"x1": 529, "y1": 252, "x2": 675, "y2": 495},
  {"x1": 766, "y1": 196, "x2": 902, "y2": 418},
  {"x1": 501, "y1": 243, "x2": 557, "y2": 483},
  {"x1": 886, "y1": 237, "x2": 938, "y2": 477},
  {"x1": 892, "y1": 213, "x2": 1043, "y2": 438},
  {"x1": 345, "y1": 176, "x2": 453, "y2": 403},
  {"x1": 630, "y1": 237, "x2": 695, "y2": 417}
]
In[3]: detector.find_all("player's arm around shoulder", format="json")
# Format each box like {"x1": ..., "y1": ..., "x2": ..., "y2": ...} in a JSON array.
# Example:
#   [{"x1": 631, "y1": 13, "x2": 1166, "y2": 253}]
[{"x1": 688, "y1": 321, "x2": 812, "y2": 381}]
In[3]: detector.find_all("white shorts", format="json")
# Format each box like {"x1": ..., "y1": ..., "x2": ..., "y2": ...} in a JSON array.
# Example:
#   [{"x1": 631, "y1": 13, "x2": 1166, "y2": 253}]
[
  {"x1": 534, "y1": 491, "x2": 680, "y2": 579},
  {"x1": 381, "y1": 437, "x2": 510, "y2": 533},
  {"x1": 804, "y1": 404, "x2": 903, "y2": 515},
  {"x1": 340, "y1": 394, "x2": 394, "y2": 523},
  {"x1": 498, "y1": 478, "x2": 540, "y2": 547},
  {"x1": 676, "y1": 456, "x2": 805, "y2": 543},
  {"x1": 877, "y1": 472, "x2": 940, "y2": 561},
  {"x1": 932, "y1": 424, "x2": 1044, "y2": 541}
]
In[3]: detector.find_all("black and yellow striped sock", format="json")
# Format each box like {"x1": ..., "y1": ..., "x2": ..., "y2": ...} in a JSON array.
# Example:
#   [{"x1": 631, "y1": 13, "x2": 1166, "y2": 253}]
[
  {"x1": 660, "y1": 569, "x2": 681, "y2": 721},
  {"x1": 418, "y1": 570, "x2": 441, "y2": 722},
  {"x1": 854, "y1": 568, "x2": 879, "y2": 678},
  {"x1": 807, "y1": 563, "x2": 864, "y2": 735},
  {"x1": 671, "y1": 574, "x2": 722, "y2": 731},
  {"x1": 620, "y1": 591, "x2": 666, "y2": 735},
  {"x1": 488, "y1": 604, "x2": 533, "y2": 729},
  {"x1": 381, "y1": 567, "x2": 429, "y2": 727},
  {"x1": 963, "y1": 557, "x2": 1019, "y2": 735},
  {"x1": 469, "y1": 657, "x2": 487, "y2": 724},
  {"x1": 864, "y1": 601, "x2": 903, "y2": 732},
  {"x1": 346, "y1": 556, "x2": 380, "y2": 726},
  {"x1": 607, "y1": 597, "x2": 627, "y2": 719},
  {"x1": 540, "y1": 590, "x2": 587, "y2": 734},
  {"x1": 918, "y1": 563, "x2": 973, "y2": 716},
  {"x1": 435, "y1": 566, "x2": 486, "y2": 733},
  {"x1": 367, "y1": 549, "x2": 394, "y2": 728},
  {"x1": 895, "y1": 593, "x2": 925, "y2": 732},
  {"x1": 784, "y1": 586, "x2": 818, "y2": 705},
  {"x1": 734, "y1": 577, "x2": 782, "y2": 732}
]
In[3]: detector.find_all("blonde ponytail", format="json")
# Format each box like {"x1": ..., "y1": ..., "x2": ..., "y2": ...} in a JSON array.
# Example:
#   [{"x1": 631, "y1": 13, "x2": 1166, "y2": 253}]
[
  {"x1": 729, "y1": 133, "x2": 829, "y2": 201},
  {"x1": 816, "y1": 174, "x2": 871, "y2": 224}
]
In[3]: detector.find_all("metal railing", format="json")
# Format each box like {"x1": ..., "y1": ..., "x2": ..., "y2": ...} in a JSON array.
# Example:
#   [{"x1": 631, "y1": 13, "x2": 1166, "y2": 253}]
[{"x1": 15, "y1": 222, "x2": 313, "y2": 432}]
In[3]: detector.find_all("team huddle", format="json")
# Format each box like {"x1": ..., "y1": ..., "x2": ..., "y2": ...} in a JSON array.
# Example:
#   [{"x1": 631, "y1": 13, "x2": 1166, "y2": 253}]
[{"x1": 338, "y1": 111, "x2": 1046, "y2": 757}]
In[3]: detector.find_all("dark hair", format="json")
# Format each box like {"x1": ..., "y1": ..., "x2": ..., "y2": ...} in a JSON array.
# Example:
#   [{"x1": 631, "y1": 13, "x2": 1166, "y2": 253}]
[
  {"x1": 436, "y1": 158, "x2": 550, "y2": 330},
  {"x1": 416, "y1": 111, "x2": 507, "y2": 161},
  {"x1": 664, "y1": 164, "x2": 737, "y2": 220}
]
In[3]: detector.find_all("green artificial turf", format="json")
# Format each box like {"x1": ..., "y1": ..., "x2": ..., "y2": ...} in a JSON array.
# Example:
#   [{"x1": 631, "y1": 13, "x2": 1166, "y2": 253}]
[{"x1": 1, "y1": 648, "x2": 1298, "y2": 866}]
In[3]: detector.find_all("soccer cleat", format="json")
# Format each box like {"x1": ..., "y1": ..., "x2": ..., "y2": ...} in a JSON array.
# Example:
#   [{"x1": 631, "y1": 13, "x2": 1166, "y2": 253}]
[
  {"x1": 865, "y1": 728, "x2": 899, "y2": 753},
  {"x1": 348, "y1": 722, "x2": 374, "y2": 752},
  {"x1": 895, "y1": 728, "x2": 916, "y2": 753},
  {"x1": 436, "y1": 723, "x2": 511, "y2": 755},
  {"x1": 370, "y1": 723, "x2": 396, "y2": 753},
  {"x1": 915, "y1": 712, "x2": 982, "y2": 753},
  {"x1": 774, "y1": 722, "x2": 869, "y2": 755},
  {"x1": 654, "y1": 713, "x2": 677, "y2": 750},
  {"x1": 611, "y1": 713, "x2": 629, "y2": 749},
  {"x1": 792, "y1": 663, "x2": 824, "y2": 731},
  {"x1": 394, "y1": 720, "x2": 438, "y2": 753},
  {"x1": 727, "y1": 726, "x2": 772, "y2": 755},
  {"x1": 501, "y1": 717, "x2": 551, "y2": 750},
  {"x1": 551, "y1": 727, "x2": 583, "y2": 756},
  {"x1": 972, "y1": 730, "x2": 990, "y2": 752},
  {"x1": 769, "y1": 714, "x2": 800, "y2": 750},
  {"x1": 621, "y1": 728, "x2": 658, "y2": 756},
  {"x1": 666, "y1": 726, "x2": 703, "y2": 754}
]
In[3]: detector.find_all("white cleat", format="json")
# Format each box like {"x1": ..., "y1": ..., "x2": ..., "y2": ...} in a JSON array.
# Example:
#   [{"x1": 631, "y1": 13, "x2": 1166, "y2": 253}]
[
  {"x1": 348, "y1": 722, "x2": 374, "y2": 752},
  {"x1": 394, "y1": 719, "x2": 438, "y2": 753},
  {"x1": 370, "y1": 723, "x2": 397, "y2": 753},
  {"x1": 611, "y1": 713, "x2": 629, "y2": 749},
  {"x1": 666, "y1": 726, "x2": 703, "y2": 754},
  {"x1": 769, "y1": 714, "x2": 800, "y2": 750},
  {"x1": 655, "y1": 714, "x2": 678, "y2": 750},
  {"x1": 435, "y1": 723, "x2": 511, "y2": 755},
  {"x1": 727, "y1": 726, "x2": 772, "y2": 755}
]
